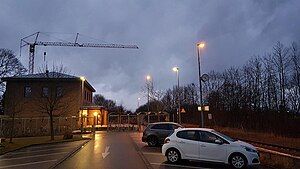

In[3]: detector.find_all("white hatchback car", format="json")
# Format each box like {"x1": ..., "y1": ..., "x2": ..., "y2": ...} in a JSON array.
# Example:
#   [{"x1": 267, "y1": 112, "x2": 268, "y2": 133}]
[{"x1": 162, "y1": 128, "x2": 260, "y2": 169}]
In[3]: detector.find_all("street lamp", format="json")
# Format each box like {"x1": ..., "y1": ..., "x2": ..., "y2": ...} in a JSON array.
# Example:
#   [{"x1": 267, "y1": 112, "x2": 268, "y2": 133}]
[
  {"x1": 146, "y1": 75, "x2": 152, "y2": 123},
  {"x1": 80, "y1": 76, "x2": 85, "y2": 133},
  {"x1": 172, "y1": 66, "x2": 181, "y2": 124},
  {"x1": 196, "y1": 42, "x2": 205, "y2": 128},
  {"x1": 137, "y1": 97, "x2": 141, "y2": 108}
]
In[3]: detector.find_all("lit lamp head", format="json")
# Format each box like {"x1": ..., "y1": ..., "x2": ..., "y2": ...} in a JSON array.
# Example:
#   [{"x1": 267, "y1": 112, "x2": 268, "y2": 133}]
[
  {"x1": 197, "y1": 42, "x2": 205, "y2": 49},
  {"x1": 146, "y1": 75, "x2": 151, "y2": 81},
  {"x1": 80, "y1": 76, "x2": 85, "y2": 81},
  {"x1": 138, "y1": 97, "x2": 141, "y2": 100},
  {"x1": 172, "y1": 67, "x2": 179, "y2": 72}
]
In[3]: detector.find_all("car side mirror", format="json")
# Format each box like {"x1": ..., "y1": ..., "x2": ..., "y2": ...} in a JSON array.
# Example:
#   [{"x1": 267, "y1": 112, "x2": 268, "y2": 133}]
[{"x1": 215, "y1": 139, "x2": 223, "y2": 144}]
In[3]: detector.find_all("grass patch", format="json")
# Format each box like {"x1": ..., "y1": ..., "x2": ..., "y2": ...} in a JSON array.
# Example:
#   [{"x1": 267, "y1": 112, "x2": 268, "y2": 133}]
[
  {"x1": 0, "y1": 134, "x2": 85, "y2": 155},
  {"x1": 212, "y1": 126, "x2": 300, "y2": 149},
  {"x1": 260, "y1": 151, "x2": 300, "y2": 169}
]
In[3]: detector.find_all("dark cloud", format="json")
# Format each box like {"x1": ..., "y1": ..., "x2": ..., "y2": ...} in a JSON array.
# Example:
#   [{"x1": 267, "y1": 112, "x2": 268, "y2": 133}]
[{"x1": 1, "y1": 0, "x2": 299, "y2": 110}]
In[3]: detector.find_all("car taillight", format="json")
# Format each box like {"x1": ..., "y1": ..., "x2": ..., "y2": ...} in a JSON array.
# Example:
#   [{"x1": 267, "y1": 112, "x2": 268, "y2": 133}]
[{"x1": 164, "y1": 138, "x2": 170, "y2": 144}]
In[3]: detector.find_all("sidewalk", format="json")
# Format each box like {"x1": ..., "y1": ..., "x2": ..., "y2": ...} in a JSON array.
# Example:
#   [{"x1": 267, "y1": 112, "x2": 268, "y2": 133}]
[{"x1": 0, "y1": 134, "x2": 85, "y2": 155}]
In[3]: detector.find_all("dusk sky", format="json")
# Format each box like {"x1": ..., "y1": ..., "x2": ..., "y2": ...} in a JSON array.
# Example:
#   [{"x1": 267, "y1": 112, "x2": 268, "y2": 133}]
[{"x1": 1, "y1": 0, "x2": 299, "y2": 110}]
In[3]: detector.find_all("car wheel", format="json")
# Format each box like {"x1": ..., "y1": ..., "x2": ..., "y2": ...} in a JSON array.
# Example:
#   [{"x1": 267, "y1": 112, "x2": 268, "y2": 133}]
[
  {"x1": 147, "y1": 136, "x2": 158, "y2": 147},
  {"x1": 166, "y1": 148, "x2": 181, "y2": 164},
  {"x1": 230, "y1": 154, "x2": 247, "y2": 169}
]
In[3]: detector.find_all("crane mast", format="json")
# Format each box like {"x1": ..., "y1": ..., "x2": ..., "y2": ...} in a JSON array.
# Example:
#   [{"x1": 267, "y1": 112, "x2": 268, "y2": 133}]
[{"x1": 20, "y1": 32, "x2": 139, "y2": 74}]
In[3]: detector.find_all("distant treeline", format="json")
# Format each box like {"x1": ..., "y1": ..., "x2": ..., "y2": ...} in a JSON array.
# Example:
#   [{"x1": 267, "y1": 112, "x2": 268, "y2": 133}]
[{"x1": 137, "y1": 41, "x2": 300, "y2": 137}]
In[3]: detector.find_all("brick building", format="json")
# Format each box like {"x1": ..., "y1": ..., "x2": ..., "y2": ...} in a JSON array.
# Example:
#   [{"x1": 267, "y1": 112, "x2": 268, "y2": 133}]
[{"x1": 1, "y1": 71, "x2": 108, "y2": 128}]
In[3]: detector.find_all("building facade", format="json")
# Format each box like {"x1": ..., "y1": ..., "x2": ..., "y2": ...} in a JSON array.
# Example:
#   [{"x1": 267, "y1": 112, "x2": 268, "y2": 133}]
[{"x1": 1, "y1": 71, "x2": 108, "y2": 129}]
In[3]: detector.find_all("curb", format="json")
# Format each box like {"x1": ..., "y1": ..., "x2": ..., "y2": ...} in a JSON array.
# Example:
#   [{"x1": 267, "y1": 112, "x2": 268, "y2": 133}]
[{"x1": 49, "y1": 139, "x2": 91, "y2": 169}]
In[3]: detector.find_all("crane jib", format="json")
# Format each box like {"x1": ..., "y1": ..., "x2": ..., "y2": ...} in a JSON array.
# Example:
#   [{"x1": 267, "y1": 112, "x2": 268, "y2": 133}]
[{"x1": 35, "y1": 41, "x2": 138, "y2": 49}]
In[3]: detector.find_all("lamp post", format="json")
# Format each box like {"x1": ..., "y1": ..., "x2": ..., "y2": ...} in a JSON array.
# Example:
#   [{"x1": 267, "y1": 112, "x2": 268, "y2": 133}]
[
  {"x1": 172, "y1": 67, "x2": 181, "y2": 124},
  {"x1": 80, "y1": 76, "x2": 85, "y2": 133},
  {"x1": 196, "y1": 42, "x2": 205, "y2": 128},
  {"x1": 146, "y1": 75, "x2": 151, "y2": 123},
  {"x1": 137, "y1": 97, "x2": 141, "y2": 108}
]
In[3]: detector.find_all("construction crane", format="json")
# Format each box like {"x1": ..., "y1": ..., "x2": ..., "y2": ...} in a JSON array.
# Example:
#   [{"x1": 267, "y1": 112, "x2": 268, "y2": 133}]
[{"x1": 20, "y1": 32, "x2": 139, "y2": 74}]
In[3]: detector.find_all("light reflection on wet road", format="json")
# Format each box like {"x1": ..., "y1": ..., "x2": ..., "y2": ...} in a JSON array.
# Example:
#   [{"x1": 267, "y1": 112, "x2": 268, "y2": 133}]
[{"x1": 56, "y1": 132, "x2": 147, "y2": 169}]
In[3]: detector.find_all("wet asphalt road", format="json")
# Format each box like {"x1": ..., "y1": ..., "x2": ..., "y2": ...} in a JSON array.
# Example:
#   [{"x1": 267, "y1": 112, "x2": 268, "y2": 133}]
[
  {"x1": 56, "y1": 132, "x2": 147, "y2": 169},
  {"x1": 0, "y1": 140, "x2": 87, "y2": 169}
]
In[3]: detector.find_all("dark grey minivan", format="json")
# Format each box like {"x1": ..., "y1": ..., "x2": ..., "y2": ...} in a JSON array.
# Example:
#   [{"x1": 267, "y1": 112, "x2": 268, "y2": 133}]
[{"x1": 142, "y1": 122, "x2": 182, "y2": 146}]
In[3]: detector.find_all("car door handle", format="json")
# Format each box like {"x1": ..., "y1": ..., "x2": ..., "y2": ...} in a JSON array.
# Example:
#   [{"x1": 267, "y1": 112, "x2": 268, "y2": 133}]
[{"x1": 200, "y1": 144, "x2": 206, "y2": 147}]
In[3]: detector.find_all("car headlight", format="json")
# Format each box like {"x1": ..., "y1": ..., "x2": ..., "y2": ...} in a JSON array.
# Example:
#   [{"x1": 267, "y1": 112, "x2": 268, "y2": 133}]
[{"x1": 242, "y1": 146, "x2": 257, "y2": 153}]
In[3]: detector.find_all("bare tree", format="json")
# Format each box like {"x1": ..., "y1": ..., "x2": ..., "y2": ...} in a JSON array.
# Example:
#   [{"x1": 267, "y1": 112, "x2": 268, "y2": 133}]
[
  {"x1": 262, "y1": 54, "x2": 279, "y2": 110},
  {"x1": 152, "y1": 90, "x2": 165, "y2": 113},
  {"x1": 271, "y1": 42, "x2": 291, "y2": 110},
  {"x1": 94, "y1": 94, "x2": 116, "y2": 112},
  {"x1": 0, "y1": 49, "x2": 26, "y2": 94},
  {"x1": 289, "y1": 42, "x2": 300, "y2": 113},
  {"x1": 34, "y1": 66, "x2": 74, "y2": 140},
  {"x1": 242, "y1": 56, "x2": 263, "y2": 110}
]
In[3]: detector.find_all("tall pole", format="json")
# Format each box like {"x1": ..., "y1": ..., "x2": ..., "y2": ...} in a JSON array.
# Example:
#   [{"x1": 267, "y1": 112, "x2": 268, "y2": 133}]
[
  {"x1": 80, "y1": 76, "x2": 85, "y2": 133},
  {"x1": 137, "y1": 98, "x2": 140, "y2": 108},
  {"x1": 146, "y1": 75, "x2": 151, "y2": 123},
  {"x1": 173, "y1": 67, "x2": 181, "y2": 124},
  {"x1": 177, "y1": 69, "x2": 181, "y2": 124},
  {"x1": 197, "y1": 44, "x2": 204, "y2": 128}
]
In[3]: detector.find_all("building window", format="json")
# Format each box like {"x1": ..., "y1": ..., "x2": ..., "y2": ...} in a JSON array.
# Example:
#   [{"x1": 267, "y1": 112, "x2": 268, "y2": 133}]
[
  {"x1": 56, "y1": 86, "x2": 63, "y2": 97},
  {"x1": 84, "y1": 91, "x2": 87, "y2": 100},
  {"x1": 24, "y1": 86, "x2": 32, "y2": 98},
  {"x1": 42, "y1": 87, "x2": 49, "y2": 97}
]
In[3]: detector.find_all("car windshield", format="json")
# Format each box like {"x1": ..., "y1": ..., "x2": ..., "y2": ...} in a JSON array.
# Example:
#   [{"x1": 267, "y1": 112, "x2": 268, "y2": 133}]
[{"x1": 213, "y1": 131, "x2": 237, "y2": 142}]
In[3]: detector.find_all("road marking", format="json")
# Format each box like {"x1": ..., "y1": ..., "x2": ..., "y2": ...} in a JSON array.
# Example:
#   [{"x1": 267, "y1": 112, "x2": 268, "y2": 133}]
[
  {"x1": 142, "y1": 152, "x2": 164, "y2": 156},
  {"x1": 0, "y1": 159, "x2": 57, "y2": 168},
  {"x1": 6, "y1": 146, "x2": 74, "y2": 155},
  {"x1": 0, "y1": 151, "x2": 68, "y2": 161},
  {"x1": 102, "y1": 146, "x2": 110, "y2": 159},
  {"x1": 150, "y1": 162, "x2": 212, "y2": 169}
]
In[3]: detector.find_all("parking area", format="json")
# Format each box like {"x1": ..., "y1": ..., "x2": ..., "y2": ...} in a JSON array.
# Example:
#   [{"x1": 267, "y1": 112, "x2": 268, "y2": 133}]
[
  {"x1": 130, "y1": 132, "x2": 271, "y2": 169},
  {"x1": 0, "y1": 140, "x2": 87, "y2": 169}
]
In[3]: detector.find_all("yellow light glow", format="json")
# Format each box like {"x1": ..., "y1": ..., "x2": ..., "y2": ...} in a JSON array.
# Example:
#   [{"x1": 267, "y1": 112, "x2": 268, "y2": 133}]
[
  {"x1": 197, "y1": 42, "x2": 205, "y2": 48},
  {"x1": 82, "y1": 110, "x2": 88, "y2": 116},
  {"x1": 80, "y1": 76, "x2": 85, "y2": 81},
  {"x1": 93, "y1": 112, "x2": 98, "y2": 117},
  {"x1": 172, "y1": 67, "x2": 179, "y2": 72},
  {"x1": 146, "y1": 75, "x2": 151, "y2": 81}
]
